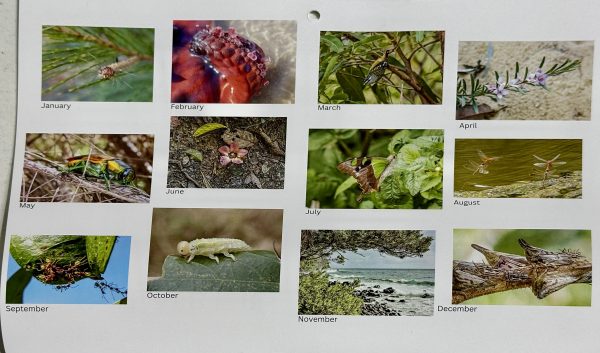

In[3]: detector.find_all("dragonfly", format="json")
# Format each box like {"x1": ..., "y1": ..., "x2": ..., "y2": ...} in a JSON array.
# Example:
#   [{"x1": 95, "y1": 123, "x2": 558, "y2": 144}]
[
  {"x1": 532, "y1": 154, "x2": 566, "y2": 183},
  {"x1": 469, "y1": 150, "x2": 501, "y2": 175}
]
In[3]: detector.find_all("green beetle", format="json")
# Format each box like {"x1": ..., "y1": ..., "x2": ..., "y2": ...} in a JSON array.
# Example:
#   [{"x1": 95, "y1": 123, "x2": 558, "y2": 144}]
[{"x1": 64, "y1": 154, "x2": 136, "y2": 190}]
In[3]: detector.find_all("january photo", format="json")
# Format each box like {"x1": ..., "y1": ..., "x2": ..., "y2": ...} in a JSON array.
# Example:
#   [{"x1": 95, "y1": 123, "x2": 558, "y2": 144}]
[
  {"x1": 298, "y1": 229, "x2": 435, "y2": 316},
  {"x1": 42, "y1": 25, "x2": 154, "y2": 102}
]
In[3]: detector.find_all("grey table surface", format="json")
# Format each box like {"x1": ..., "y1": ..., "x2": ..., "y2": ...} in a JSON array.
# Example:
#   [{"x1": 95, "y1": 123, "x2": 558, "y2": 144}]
[{"x1": 0, "y1": 0, "x2": 18, "y2": 235}]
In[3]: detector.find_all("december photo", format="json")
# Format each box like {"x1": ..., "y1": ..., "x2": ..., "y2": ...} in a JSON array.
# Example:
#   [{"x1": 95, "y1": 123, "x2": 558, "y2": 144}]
[
  {"x1": 299, "y1": 229, "x2": 435, "y2": 316},
  {"x1": 147, "y1": 208, "x2": 282, "y2": 292},
  {"x1": 318, "y1": 31, "x2": 444, "y2": 104},
  {"x1": 42, "y1": 25, "x2": 154, "y2": 102},
  {"x1": 454, "y1": 138, "x2": 582, "y2": 198},
  {"x1": 6, "y1": 235, "x2": 130, "y2": 304},
  {"x1": 21, "y1": 133, "x2": 154, "y2": 203},
  {"x1": 453, "y1": 229, "x2": 591, "y2": 306},
  {"x1": 306, "y1": 129, "x2": 443, "y2": 209},
  {"x1": 171, "y1": 20, "x2": 296, "y2": 104},
  {"x1": 168, "y1": 116, "x2": 286, "y2": 189},
  {"x1": 456, "y1": 41, "x2": 593, "y2": 120}
]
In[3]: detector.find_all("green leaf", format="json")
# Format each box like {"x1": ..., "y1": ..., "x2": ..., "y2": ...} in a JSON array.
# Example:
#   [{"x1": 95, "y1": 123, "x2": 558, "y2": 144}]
[
  {"x1": 308, "y1": 131, "x2": 334, "y2": 151},
  {"x1": 358, "y1": 200, "x2": 374, "y2": 209},
  {"x1": 405, "y1": 173, "x2": 421, "y2": 196},
  {"x1": 355, "y1": 34, "x2": 387, "y2": 48},
  {"x1": 185, "y1": 148, "x2": 203, "y2": 162},
  {"x1": 420, "y1": 175, "x2": 442, "y2": 192},
  {"x1": 337, "y1": 68, "x2": 366, "y2": 102},
  {"x1": 10, "y1": 235, "x2": 83, "y2": 267},
  {"x1": 147, "y1": 251, "x2": 280, "y2": 292},
  {"x1": 193, "y1": 123, "x2": 227, "y2": 137},
  {"x1": 321, "y1": 34, "x2": 344, "y2": 53},
  {"x1": 400, "y1": 144, "x2": 421, "y2": 163},
  {"x1": 6, "y1": 268, "x2": 33, "y2": 304},
  {"x1": 334, "y1": 176, "x2": 357, "y2": 199},
  {"x1": 319, "y1": 56, "x2": 339, "y2": 91},
  {"x1": 86, "y1": 236, "x2": 116, "y2": 274},
  {"x1": 414, "y1": 31, "x2": 425, "y2": 43}
]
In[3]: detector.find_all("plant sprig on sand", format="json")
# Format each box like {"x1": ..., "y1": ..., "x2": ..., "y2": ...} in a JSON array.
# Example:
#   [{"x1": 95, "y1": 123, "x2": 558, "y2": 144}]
[{"x1": 456, "y1": 57, "x2": 580, "y2": 112}]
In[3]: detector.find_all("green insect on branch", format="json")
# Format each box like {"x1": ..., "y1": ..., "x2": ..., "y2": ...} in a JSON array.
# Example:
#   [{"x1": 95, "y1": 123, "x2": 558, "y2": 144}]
[{"x1": 452, "y1": 239, "x2": 592, "y2": 304}]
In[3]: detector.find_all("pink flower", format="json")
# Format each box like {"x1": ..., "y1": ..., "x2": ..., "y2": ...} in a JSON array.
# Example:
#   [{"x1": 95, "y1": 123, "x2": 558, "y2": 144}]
[
  {"x1": 486, "y1": 76, "x2": 508, "y2": 99},
  {"x1": 526, "y1": 68, "x2": 548, "y2": 86},
  {"x1": 218, "y1": 143, "x2": 248, "y2": 166}
]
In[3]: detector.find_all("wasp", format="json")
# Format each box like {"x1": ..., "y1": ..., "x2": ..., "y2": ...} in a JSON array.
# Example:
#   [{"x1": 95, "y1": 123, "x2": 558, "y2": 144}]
[{"x1": 63, "y1": 154, "x2": 136, "y2": 190}]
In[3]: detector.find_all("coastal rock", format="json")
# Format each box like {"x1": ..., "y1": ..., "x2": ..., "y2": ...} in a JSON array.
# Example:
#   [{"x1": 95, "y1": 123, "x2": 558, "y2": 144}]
[
  {"x1": 421, "y1": 293, "x2": 434, "y2": 298},
  {"x1": 382, "y1": 287, "x2": 395, "y2": 294}
]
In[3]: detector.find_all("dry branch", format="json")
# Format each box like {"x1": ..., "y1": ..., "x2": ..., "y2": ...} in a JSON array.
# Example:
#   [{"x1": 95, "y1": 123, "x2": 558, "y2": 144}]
[
  {"x1": 452, "y1": 239, "x2": 592, "y2": 304},
  {"x1": 22, "y1": 159, "x2": 150, "y2": 203}
]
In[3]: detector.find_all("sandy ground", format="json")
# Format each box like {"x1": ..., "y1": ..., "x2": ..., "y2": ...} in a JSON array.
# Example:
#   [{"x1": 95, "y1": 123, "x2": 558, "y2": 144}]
[{"x1": 458, "y1": 41, "x2": 593, "y2": 120}]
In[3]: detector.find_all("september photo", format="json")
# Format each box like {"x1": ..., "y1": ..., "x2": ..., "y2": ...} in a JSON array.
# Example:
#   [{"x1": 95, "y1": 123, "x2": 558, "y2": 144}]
[{"x1": 6, "y1": 235, "x2": 130, "y2": 304}]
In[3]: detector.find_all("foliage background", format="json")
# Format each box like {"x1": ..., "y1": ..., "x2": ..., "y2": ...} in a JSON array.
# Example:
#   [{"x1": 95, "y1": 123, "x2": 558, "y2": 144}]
[
  {"x1": 306, "y1": 129, "x2": 443, "y2": 209},
  {"x1": 318, "y1": 31, "x2": 444, "y2": 104}
]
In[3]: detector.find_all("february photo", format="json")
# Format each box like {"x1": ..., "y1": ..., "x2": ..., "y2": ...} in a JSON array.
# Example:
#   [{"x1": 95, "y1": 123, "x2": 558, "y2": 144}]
[
  {"x1": 453, "y1": 229, "x2": 591, "y2": 306},
  {"x1": 21, "y1": 133, "x2": 154, "y2": 203},
  {"x1": 147, "y1": 208, "x2": 282, "y2": 292},
  {"x1": 6, "y1": 235, "x2": 130, "y2": 304},
  {"x1": 299, "y1": 229, "x2": 435, "y2": 316},
  {"x1": 306, "y1": 129, "x2": 443, "y2": 209},
  {"x1": 171, "y1": 20, "x2": 296, "y2": 104},
  {"x1": 456, "y1": 41, "x2": 593, "y2": 120}
]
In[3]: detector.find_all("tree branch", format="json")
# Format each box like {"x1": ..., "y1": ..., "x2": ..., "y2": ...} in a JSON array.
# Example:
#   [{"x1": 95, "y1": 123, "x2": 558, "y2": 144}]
[
  {"x1": 452, "y1": 239, "x2": 592, "y2": 304},
  {"x1": 22, "y1": 159, "x2": 150, "y2": 203}
]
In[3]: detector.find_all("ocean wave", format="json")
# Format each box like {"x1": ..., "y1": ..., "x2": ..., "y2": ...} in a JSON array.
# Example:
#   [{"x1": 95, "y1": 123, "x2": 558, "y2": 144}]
[{"x1": 363, "y1": 277, "x2": 435, "y2": 286}]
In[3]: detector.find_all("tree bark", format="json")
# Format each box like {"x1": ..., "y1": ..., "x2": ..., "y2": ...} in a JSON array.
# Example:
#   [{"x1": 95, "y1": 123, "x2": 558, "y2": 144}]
[{"x1": 452, "y1": 239, "x2": 592, "y2": 304}]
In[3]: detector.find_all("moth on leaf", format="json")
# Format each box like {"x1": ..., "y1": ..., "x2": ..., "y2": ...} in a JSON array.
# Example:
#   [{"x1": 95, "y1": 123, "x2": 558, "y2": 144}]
[{"x1": 337, "y1": 156, "x2": 396, "y2": 201}]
